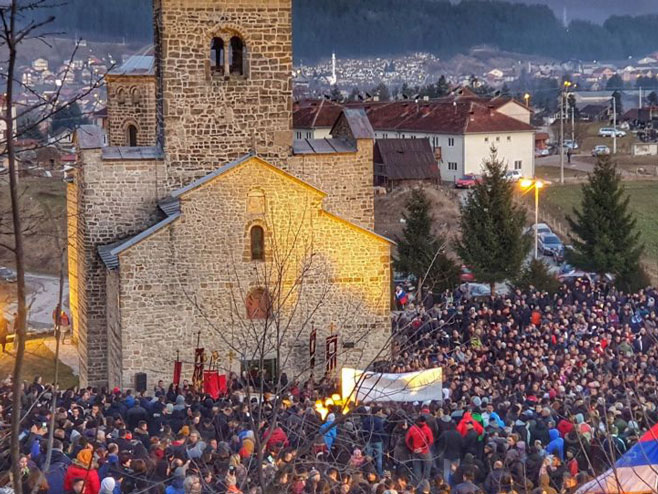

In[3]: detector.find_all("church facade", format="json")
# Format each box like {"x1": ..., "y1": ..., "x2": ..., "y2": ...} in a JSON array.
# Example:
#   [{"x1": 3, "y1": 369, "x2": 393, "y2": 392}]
[{"x1": 68, "y1": 0, "x2": 392, "y2": 388}]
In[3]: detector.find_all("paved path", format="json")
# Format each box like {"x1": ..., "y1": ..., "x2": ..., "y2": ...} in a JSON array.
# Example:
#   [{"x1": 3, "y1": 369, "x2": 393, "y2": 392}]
[{"x1": 43, "y1": 336, "x2": 80, "y2": 376}]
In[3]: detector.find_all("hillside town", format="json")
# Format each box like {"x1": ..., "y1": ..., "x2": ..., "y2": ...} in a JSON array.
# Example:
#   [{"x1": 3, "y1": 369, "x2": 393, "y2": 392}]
[{"x1": 2, "y1": 2, "x2": 658, "y2": 494}]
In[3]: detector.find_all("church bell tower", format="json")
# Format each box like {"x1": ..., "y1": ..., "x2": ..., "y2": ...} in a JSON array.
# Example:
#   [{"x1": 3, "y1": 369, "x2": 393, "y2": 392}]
[{"x1": 153, "y1": 0, "x2": 293, "y2": 188}]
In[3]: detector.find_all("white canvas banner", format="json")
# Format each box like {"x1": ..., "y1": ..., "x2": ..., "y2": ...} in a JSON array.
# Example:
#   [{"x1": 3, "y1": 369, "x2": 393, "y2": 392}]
[{"x1": 341, "y1": 367, "x2": 442, "y2": 403}]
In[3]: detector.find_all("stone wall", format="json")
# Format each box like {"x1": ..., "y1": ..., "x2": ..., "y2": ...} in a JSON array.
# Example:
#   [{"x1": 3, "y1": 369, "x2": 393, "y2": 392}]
[
  {"x1": 71, "y1": 148, "x2": 164, "y2": 385},
  {"x1": 106, "y1": 76, "x2": 158, "y2": 147},
  {"x1": 288, "y1": 139, "x2": 375, "y2": 230},
  {"x1": 66, "y1": 182, "x2": 80, "y2": 344},
  {"x1": 112, "y1": 157, "x2": 391, "y2": 388},
  {"x1": 154, "y1": 0, "x2": 293, "y2": 189}
]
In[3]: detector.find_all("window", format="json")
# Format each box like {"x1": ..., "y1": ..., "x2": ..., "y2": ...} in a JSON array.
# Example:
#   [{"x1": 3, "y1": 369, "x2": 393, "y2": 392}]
[
  {"x1": 496, "y1": 136, "x2": 500, "y2": 142},
  {"x1": 448, "y1": 137, "x2": 455, "y2": 147},
  {"x1": 306, "y1": 132, "x2": 312, "y2": 139},
  {"x1": 484, "y1": 137, "x2": 489, "y2": 142},
  {"x1": 250, "y1": 225, "x2": 265, "y2": 261},
  {"x1": 130, "y1": 87, "x2": 140, "y2": 105},
  {"x1": 116, "y1": 88, "x2": 126, "y2": 105},
  {"x1": 246, "y1": 288, "x2": 271, "y2": 320},
  {"x1": 127, "y1": 124, "x2": 138, "y2": 147},
  {"x1": 230, "y1": 36, "x2": 245, "y2": 75},
  {"x1": 296, "y1": 131, "x2": 302, "y2": 139},
  {"x1": 448, "y1": 162, "x2": 458, "y2": 171},
  {"x1": 507, "y1": 136, "x2": 512, "y2": 142},
  {"x1": 210, "y1": 37, "x2": 225, "y2": 73},
  {"x1": 514, "y1": 160, "x2": 522, "y2": 170}
]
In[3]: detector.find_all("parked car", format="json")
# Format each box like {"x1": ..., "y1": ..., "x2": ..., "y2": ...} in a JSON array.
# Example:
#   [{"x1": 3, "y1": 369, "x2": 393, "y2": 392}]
[
  {"x1": 526, "y1": 223, "x2": 553, "y2": 236},
  {"x1": 504, "y1": 170, "x2": 523, "y2": 182},
  {"x1": 0, "y1": 266, "x2": 17, "y2": 283},
  {"x1": 591, "y1": 145, "x2": 611, "y2": 156},
  {"x1": 460, "y1": 265, "x2": 475, "y2": 283},
  {"x1": 539, "y1": 233, "x2": 564, "y2": 260},
  {"x1": 598, "y1": 127, "x2": 626, "y2": 138},
  {"x1": 563, "y1": 139, "x2": 579, "y2": 150},
  {"x1": 535, "y1": 148, "x2": 550, "y2": 157},
  {"x1": 455, "y1": 174, "x2": 481, "y2": 189}
]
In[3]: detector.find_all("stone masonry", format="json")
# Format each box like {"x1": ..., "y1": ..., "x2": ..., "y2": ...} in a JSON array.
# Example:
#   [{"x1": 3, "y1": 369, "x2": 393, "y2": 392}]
[
  {"x1": 106, "y1": 75, "x2": 157, "y2": 147},
  {"x1": 69, "y1": 0, "x2": 390, "y2": 387},
  {"x1": 108, "y1": 157, "x2": 391, "y2": 388}
]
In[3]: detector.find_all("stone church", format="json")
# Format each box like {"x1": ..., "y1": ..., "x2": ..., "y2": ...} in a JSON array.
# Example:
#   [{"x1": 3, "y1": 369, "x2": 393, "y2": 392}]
[{"x1": 68, "y1": 0, "x2": 392, "y2": 388}]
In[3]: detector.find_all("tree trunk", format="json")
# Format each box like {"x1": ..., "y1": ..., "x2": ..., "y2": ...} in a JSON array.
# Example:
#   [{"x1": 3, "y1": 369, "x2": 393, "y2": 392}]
[
  {"x1": 490, "y1": 281, "x2": 496, "y2": 297},
  {"x1": 7, "y1": 2, "x2": 28, "y2": 493}
]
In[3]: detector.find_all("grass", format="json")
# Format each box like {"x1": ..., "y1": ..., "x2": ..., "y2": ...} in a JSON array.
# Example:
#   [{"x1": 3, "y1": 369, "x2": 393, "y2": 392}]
[
  {"x1": 0, "y1": 337, "x2": 78, "y2": 389},
  {"x1": 541, "y1": 181, "x2": 658, "y2": 265},
  {"x1": 535, "y1": 164, "x2": 587, "y2": 181},
  {"x1": 0, "y1": 176, "x2": 67, "y2": 275}
]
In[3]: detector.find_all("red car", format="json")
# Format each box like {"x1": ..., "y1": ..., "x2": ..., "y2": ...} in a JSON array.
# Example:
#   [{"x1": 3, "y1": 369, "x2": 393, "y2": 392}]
[
  {"x1": 460, "y1": 265, "x2": 475, "y2": 283},
  {"x1": 455, "y1": 174, "x2": 481, "y2": 189}
]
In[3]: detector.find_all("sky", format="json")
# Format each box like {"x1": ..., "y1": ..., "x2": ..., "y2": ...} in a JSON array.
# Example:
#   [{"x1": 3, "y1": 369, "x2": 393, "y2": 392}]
[{"x1": 508, "y1": 0, "x2": 658, "y2": 24}]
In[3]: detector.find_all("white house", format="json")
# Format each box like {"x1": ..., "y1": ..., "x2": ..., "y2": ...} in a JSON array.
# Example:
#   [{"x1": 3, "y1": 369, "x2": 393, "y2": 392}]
[{"x1": 293, "y1": 93, "x2": 536, "y2": 183}]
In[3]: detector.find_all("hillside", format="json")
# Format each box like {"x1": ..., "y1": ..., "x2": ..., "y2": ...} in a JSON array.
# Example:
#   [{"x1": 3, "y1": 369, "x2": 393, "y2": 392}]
[{"x1": 27, "y1": 0, "x2": 658, "y2": 64}]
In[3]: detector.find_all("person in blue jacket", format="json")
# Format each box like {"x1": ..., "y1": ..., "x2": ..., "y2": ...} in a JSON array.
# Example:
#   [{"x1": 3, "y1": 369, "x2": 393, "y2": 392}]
[{"x1": 546, "y1": 428, "x2": 564, "y2": 460}]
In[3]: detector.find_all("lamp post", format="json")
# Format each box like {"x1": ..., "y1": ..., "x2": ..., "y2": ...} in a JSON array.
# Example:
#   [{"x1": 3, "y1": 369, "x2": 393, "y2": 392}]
[
  {"x1": 520, "y1": 178, "x2": 545, "y2": 259},
  {"x1": 560, "y1": 81, "x2": 574, "y2": 185},
  {"x1": 524, "y1": 93, "x2": 531, "y2": 107}
]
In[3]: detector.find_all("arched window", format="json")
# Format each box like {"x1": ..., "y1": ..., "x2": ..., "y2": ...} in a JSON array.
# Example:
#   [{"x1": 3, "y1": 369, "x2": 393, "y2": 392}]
[
  {"x1": 229, "y1": 36, "x2": 245, "y2": 76},
  {"x1": 116, "y1": 88, "x2": 126, "y2": 105},
  {"x1": 130, "y1": 87, "x2": 140, "y2": 104},
  {"x1": 127, "y1": 124, "x2": 138, "y2": 147},
  {"x1": 210, "y1": 37, "x2": 225, "y2": 73},
  {"x1": 246, "y1": 288, "x2": 271, "y2": 320},
  {"x1": 250, "y1": 225, "x2": 264, "y2": 261}
]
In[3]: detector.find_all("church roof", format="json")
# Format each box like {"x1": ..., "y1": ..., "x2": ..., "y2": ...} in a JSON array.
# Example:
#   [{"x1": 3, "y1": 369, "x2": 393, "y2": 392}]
[
  {"x1": 108, "y1": 54, "x2": 155, "y2": 77},
  {"x1": 292, "y1": 137, "x2": 356, "y2": 155}
]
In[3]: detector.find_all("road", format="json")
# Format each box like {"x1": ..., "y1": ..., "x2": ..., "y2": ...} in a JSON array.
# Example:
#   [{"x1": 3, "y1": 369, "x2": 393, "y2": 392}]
[
  {"x1": 0, "y1": 272, "x2": 69, "y2": 330},
  {"x1": 538, "y1": 154, "x2": 634, "y2": 177}
]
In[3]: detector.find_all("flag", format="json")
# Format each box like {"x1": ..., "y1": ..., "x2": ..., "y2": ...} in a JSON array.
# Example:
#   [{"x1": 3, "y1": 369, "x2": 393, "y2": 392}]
[
  {"x1": 192, "y1": 348, "x2": 205, "y2": 390},
  {"x1": 310, "y1": 327, "x2": 317, "y2": 369},
  {"x1": 173, "y1": 360, "x2": 182, "y2": 387},
  {"x1": 326, "y1": 334, "x2": 338, "y2": 373},
  {"x1": 203, "y1": 371, "x2": 226, "y2": 399}
]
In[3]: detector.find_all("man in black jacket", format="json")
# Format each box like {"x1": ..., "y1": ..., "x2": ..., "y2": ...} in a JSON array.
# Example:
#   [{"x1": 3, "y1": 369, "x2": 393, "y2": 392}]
[{"x1": 436, "y1": 416, "x2": 463, "y2": 481}]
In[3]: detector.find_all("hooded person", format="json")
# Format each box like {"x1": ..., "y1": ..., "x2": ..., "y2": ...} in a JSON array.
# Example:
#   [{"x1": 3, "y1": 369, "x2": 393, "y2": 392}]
[
  {"x1": 546, "y1": 429, "x2": 564, "y2": 461},
  {"x1": 165, "y1": 467, "x2": 186, "y2": 494},
  {"x1": 63, "y1": 449, "x2": 100, "y2": 494},
  {"x1": 99, "y1": 477, "x2": 117, "y2": 494},
  {"x1": 320, "y1": 413, "x2": 337, "y2": 452}
]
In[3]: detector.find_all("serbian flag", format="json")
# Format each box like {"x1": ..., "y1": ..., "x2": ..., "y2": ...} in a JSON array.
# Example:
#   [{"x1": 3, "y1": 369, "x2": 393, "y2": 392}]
[
  {"x1": 396, "y1": 289, "x2": 408, "y2": 306},
  {"x1": 575, "y1": 422, "x2": 658, "y2": 494},
  {"x1": 203, "y1": 371, "x2": 227, "y2": 399}
]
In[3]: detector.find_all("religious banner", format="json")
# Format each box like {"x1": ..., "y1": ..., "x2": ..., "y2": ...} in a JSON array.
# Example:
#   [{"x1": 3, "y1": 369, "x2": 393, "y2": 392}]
[
  {"x1": 341, "y1": 367, "x2": 443, "y2": 403},
  {"x1": 173, "y1": 350, "x2": 182, "y2": 387},
  {"x1": 325, "y1": 334, "x2": 338, "y2": 374},
  {"x1": 192, "y1": 347, "x2": 205, "y2": 390},
  {"x1": 203, "y1": 370, "x2": 227, "y2": 399},
  {"x1": 309, "y1": 327, "x2": 317, "y2": 370}
]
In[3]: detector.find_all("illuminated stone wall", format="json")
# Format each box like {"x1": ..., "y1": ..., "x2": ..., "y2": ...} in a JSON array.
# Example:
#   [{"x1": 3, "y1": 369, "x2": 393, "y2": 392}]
[
  {"x1": 288, "y1": 139, "x2": 375, "y2": 231},
  {"x1": 154, "y1": 0, "x2": 293, "y2": 189},
  {"x1": 106, "y1": 75, "x2": 157, "y2": 147},
  {"x1": 70, "y1": 149, "x2": 164, "y2": 386},
  {"x1": 66, "y1": 181, "x2": 80, "y2": 344},
  {"x1": 110, "y1": 157, "x2": 391, "y2": 388}
]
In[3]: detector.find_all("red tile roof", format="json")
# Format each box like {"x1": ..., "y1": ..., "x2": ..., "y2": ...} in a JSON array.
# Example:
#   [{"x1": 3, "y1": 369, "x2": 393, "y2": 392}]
[{"x1": 294, "y1": 98, "x2": 535, "y2": 135}]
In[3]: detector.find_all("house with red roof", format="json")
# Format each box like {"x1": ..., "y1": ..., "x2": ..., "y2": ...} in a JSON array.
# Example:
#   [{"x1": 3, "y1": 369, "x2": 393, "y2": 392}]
[{"x1": 293, "y1": 92, "x2": 536, "y2": 182}]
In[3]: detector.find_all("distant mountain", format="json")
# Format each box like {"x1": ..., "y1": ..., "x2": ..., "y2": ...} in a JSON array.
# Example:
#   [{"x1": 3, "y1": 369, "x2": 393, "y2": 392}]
[
  {"x1": 30, "y1": 0, "x2": 658, "y2": 63},
  {"x1": 504, "y1": 0, "x2": 658, "y2": 24}
]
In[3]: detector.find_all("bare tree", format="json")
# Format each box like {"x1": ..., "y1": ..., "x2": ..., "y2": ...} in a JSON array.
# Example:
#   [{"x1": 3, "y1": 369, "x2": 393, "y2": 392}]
[{"x1": 0, "y1": 2, "x2": 106, "y2": 491}]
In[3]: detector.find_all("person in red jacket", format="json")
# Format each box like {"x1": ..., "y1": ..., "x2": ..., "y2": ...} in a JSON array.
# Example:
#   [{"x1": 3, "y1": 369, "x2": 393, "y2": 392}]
[
  {"x1": 263, "y1": 423, "x2": 289, "y2": 453},
  {"x1": 405, "y1": 415, "x2": 434, "y2": 488},
  {"x1": 63, "y1": 449, "x2": 100, "y2": 494},
  {"x1": 457, "y1": 412, "x2": 484, "y2": 437}
]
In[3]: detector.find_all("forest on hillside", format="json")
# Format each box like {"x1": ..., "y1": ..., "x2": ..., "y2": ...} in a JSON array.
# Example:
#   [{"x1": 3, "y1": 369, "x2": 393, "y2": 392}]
[{"x1": 30, "y1": 0, "x2": 658, "y2": 62}]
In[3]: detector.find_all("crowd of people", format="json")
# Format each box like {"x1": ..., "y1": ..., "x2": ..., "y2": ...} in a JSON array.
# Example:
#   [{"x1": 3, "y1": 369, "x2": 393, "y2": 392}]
[{"x1": 1, "y1": 278, "x2": 658, "y2": 494}]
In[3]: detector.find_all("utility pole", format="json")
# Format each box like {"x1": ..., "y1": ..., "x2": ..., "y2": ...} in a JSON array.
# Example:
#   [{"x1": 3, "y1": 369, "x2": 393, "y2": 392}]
[
  {"x1": 560, "y1": 90, "x2": 565, "y2": 184},
  {"x1": 571, "y1": 105, "x2": 575, "y2": 144},
  {"x1": 639, "y1": 87, "x2": 642, "y2": 109},
  {"x1": 613, "y1": 96, "x2": 617, "y2": 155}
]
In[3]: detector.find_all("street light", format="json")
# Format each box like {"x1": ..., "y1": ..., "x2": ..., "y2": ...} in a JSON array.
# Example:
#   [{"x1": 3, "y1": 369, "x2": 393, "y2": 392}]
[
  {"x1": 520, "y1": 178, "x2": 546, "y2": 259},
  {"x1": 524, "y1": 93, "x2": 531, "y2": 107},
  {"x1": 560, "y1": 80, "x2": 573, "y2": 185}
]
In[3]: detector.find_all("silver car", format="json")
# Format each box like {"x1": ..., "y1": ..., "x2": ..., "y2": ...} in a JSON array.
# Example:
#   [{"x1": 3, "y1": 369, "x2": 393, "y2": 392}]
[{"x1": 0, "y1": 266, "x2": 17, "y2": 283}]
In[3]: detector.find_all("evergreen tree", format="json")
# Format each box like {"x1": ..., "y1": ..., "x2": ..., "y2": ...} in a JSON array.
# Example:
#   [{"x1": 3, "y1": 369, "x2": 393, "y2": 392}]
[
  {"x1": 457, "y1": 149, "x2": 530, "y2": 294},
  {"x1": 437, "y1": 75, "x2": 451, "y2": 97},
  {"x1": 516, "y1": 258, "x2": 559, "y2": 293},
  {"x1": 566, "y1": 155, "x2": 643, "y2": 289},
  {"x1": 394, "y1": 188, "x2": 458, "y2": 293},
  {"x1": 648, "y1": 91, "x2": 658, "y2": 106},
  {"x1": 50, "y1": 101, "x2": 86, "y2": 135},
  {"x1": 373, "y1": 82, "x2": 390, "y2": 101},
  {"x1": 606, "y1": 74, "x2": 624, "y2": 90},
  {"x1": 329, "y1": 85, "x2": 343, "y2": 102}
]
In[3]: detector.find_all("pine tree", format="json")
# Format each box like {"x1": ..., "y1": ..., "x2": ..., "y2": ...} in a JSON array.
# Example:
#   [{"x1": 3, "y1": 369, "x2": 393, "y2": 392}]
[
  {"x1": 566, "y1": 155, "x2": 643, "y2": 288},
  {"x1": 394, "y1": 188, "x2": 458, "y2": 293},
  {"x1": 516, "y1": 258, "x2": 559, "y2": 293},
  {"x1": 457, "y1": 149, "x2": 530, "y2": 295}
]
